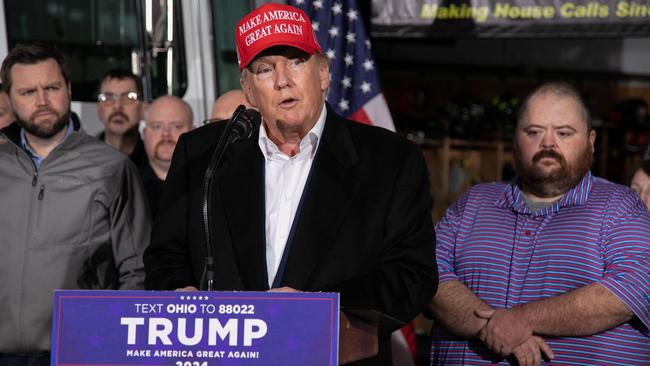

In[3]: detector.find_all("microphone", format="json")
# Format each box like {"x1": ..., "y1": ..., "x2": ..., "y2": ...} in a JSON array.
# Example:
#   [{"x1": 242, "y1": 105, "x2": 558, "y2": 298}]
[
  {"x1": 229, "y1": 106, "x2": 261, "y2": 143},
  {"x1": 201, "y1": 105, "x2": 261, "y2": 291}
]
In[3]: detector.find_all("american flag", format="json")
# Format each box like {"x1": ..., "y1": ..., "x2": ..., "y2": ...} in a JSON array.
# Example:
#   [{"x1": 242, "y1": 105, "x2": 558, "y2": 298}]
[
  {"x1": 290, "y1": 0, "x2": 396, "y2": 131},
  {"x1": 290, "y1": 2, "x2": 413, "y2": 364}
]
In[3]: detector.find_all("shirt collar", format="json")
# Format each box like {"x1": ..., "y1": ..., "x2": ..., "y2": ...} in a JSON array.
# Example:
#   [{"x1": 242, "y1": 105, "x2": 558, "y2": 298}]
[
  {"x1": 20, "y1": 118, "x2": 75, "y2": 168},
  {"x1": 258, "y1": 103, "x2": 327, "y2": 160},
  {"x1": 496, "y1": 171, "x2": 594, "y2": 215}
]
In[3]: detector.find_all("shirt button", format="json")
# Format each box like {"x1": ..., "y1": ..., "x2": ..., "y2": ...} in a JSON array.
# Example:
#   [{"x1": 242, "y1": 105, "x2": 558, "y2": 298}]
[{"x1": 524, "y1": 230, "x2": 531, "y2": 236}]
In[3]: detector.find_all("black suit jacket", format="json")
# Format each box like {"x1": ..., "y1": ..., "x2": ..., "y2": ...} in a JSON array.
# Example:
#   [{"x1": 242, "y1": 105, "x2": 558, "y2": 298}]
[{"x1": 144, "y1": 104, "x2": 437, "y2": 365}]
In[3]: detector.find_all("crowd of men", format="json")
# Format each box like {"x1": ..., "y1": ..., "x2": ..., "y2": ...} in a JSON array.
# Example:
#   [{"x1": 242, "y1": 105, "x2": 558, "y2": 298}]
[
  {"x1": 0, "y1": 43, "x2": 251, "y2": 366},
  {"x1": 0, "y1": 3, "x2": 648, "y2": 366}
]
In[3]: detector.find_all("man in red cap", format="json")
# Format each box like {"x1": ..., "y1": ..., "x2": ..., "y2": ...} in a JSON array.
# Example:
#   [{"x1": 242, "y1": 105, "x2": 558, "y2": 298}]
[{"x1": 145, "y1": 4, "x2": 437, "y2": 365}]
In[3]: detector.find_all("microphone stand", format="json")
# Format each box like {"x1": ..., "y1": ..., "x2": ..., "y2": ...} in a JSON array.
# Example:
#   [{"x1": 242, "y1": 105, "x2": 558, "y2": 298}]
[{"x1": 201, "y1": 105, "x2": 259, "y2": 290}]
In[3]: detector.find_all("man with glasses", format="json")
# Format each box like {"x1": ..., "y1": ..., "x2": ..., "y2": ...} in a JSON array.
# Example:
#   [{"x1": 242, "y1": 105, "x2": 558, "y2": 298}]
[
  {"x1": 0, "y1": 43, "x2": 149, "y2": 365},
  {"x1": 96, "y1": 68, "x2": 147, "y2": 168},
  {"x1": 140, "y1": 95, "x2": 194, "y2": 218}
]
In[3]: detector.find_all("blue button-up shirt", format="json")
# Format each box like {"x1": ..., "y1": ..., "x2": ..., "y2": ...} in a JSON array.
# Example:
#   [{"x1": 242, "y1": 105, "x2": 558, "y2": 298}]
[{"x1": 20, "y1": 119, "x2": 74, "y2": 170}]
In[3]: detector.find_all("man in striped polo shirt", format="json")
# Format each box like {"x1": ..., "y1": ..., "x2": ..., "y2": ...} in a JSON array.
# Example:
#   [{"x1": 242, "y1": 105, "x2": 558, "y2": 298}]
[{"x1": 430, "y1": 82, "x2": 650, "y2": 366}]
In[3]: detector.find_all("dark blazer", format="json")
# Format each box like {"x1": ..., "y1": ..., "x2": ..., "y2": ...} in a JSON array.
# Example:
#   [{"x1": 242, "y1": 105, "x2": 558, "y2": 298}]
[{"x1": 144, "y1": 104, "x2": 437, "y2": 365}]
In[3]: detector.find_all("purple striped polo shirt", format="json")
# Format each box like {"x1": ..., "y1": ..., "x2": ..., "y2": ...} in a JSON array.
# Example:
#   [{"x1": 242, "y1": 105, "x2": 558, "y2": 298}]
[{"x1": 432, "y1": 172, "x2": 650, "y2": 365}]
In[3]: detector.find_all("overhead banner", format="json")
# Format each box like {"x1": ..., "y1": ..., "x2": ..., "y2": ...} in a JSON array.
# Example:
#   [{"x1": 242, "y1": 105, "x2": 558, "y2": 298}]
[
  {"x1": 371, "y1": 0, "x2": 650, "y2": 37},
  {"x1": 51, "y1": 290, "x2": 339, "y2": 366}
]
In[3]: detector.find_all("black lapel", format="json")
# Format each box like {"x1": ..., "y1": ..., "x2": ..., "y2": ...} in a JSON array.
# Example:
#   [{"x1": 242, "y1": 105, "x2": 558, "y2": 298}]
[
  {"x1": 279, "y1": 106, "x2": 360, "y2": 289},
  {"x1": 218, "y1": 131, "x2": 268, "y2": 290}
]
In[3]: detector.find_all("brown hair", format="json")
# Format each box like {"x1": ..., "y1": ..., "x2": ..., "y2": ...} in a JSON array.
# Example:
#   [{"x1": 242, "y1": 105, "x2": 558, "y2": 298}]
[
  {"x1": 1, "y1": 43, "x2": 69, "y2": 93},
  {"x1": 99, "y1": 68, "x2": 143, "y2": 96}
]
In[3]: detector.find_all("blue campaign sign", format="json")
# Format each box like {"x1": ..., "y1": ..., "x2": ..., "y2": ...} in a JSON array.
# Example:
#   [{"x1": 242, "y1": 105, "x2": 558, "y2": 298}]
[{"x1": 51, "y1": 290, "x2": 339, "y2": 366}]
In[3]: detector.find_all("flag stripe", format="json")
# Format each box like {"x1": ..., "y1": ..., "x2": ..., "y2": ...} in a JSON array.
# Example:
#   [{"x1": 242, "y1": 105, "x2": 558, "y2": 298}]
[
  {"x1": 363, "y1": 93, "x2": 395, "y2": 131},
  {"x1": 348, "y1": 108, "x2": 372, "y2": 125},
  {"x1": 292, "y1": 0, "x2": 395, "y2": 131}
]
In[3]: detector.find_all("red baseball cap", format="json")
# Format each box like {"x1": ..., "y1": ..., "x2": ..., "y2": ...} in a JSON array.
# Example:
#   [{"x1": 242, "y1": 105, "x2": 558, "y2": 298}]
[{"x1": 235, "y1": 3, "x2": 322, "y2": 71}]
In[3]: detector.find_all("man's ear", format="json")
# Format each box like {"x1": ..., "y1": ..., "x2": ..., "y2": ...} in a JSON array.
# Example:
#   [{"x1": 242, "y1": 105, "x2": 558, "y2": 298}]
[
  {"x1": 139, "y1": 100, "x2": 149, "y2": 120},
  {"x1": 319, "y1": 59, "x2": 330, "y2": 92},
  {"x1": 240, "y1": 71, "x2": 258, "y2": 108},
  {"x1": 138, "y1": 120, "x2": 146, "y2": 138}
]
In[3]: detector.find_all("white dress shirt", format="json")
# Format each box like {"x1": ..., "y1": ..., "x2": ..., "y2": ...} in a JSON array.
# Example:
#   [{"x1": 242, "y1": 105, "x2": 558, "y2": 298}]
[{"x1": 258, "y1": 105, "x2": 327, "y2": 287}]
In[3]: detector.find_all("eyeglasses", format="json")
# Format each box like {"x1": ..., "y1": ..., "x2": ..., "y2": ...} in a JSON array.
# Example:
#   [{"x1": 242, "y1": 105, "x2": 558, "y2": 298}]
[
  {"x1": 146, "y1": 122, "x2": 190, "y2": 133},
  {"x1": 97, "y1": 91, "x2": 139, "y2": 104},
  {"x1": 202, "y1": 118, "x2": 221, "y2": 125}
]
